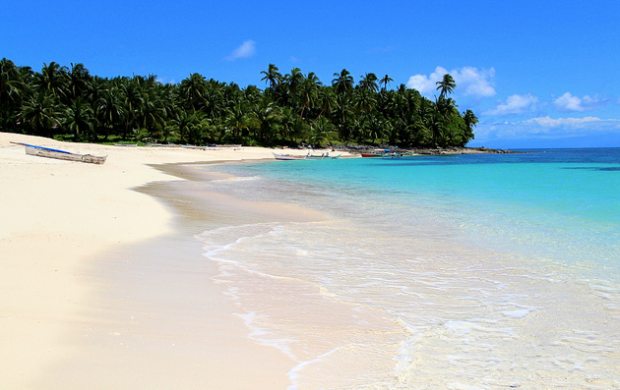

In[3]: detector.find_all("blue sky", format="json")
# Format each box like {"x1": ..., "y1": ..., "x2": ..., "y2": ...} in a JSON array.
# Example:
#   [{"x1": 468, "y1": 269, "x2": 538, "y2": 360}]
[{"x1": 3, "y1": 0, "x2": 619, "y2": 148}]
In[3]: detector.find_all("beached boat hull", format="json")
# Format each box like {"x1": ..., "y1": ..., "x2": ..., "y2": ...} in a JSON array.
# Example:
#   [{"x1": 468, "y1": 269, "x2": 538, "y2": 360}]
[
  {"x1": 305, "y1": 154, "x2": 341, "y2": 160},
  {"x1": 361, "y1": 153, "x2": 382, "y2": 158},
  {"x1": 272, "y1": 152, "x2": 306, "y2": 160},
  {"x1": 22, "y1": 144, "x2": 107, "y2": 164},
  {"x1": 273, "y1": 152, "x2": 341, "y2": 160}
]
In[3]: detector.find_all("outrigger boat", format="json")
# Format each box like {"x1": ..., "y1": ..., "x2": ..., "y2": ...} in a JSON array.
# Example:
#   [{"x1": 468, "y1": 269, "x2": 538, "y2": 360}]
[
  {"x1": 272, "y1": 152, "x2": 306, "y2": 160},
  {"x1": 272, "y1": 152, "x2": 341, "y2": 160},
  {"x1": 304, "y1": 153, "x2": 341, "y2": 160},
  {"x1": 12, "y1": 142, "x2": 107, "y2": 164},
  {"x1": 361, "y1": 149, "x2": 412, "y2": 159}
]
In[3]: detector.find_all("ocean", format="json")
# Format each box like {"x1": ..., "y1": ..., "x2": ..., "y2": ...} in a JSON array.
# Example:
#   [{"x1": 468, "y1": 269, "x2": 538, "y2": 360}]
[{"x1": 193, "y1": 148, "x2": 620, "y2": 389}]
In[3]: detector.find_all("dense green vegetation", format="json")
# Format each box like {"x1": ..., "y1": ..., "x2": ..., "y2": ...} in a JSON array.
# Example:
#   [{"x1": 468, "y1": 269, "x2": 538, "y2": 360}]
[{"x1": 0, "y1": 58, "x2": 477, "y2": 147}]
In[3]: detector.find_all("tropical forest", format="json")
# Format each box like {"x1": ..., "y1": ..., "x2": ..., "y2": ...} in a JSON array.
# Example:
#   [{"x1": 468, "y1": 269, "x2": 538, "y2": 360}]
[{"x1": 0, "y1": 58, "x2": 478, "y2": 148}]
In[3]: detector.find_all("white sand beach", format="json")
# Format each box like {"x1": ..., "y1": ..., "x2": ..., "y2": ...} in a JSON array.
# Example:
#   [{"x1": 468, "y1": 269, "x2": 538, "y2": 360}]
[{"x1": 0, "y1": 133, "x2": 348, "y2": 389}]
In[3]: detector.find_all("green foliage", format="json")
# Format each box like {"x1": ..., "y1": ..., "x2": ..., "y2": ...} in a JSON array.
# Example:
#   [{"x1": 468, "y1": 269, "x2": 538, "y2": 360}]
[{"x1": 0, "y1": 58, "x2": 478, "y2": 148}]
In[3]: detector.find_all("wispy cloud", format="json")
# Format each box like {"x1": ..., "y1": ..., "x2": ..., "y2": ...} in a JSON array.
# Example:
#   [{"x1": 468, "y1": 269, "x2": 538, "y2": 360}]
[
  {"x1": 406, "y1": 66, "x2": 496, "y2": 97},
  {"x1": 484, "y1": 94, "x2": 538, "y2": 115},
  {"x1": 156, "y1": 76, "x2": 175, "y2": 85},
  {"x1": 225, "y1": 40, "x2": 256, "y2": 61},
  {"x1": 553, "y1": 92, "x2": 606, "y2": 112},
  {"x1": 475, "y1": 116, "x2": 620, "y2": 143},
  {"x1": 520, "y1": 116, "x2": 617, "y2": 129}
]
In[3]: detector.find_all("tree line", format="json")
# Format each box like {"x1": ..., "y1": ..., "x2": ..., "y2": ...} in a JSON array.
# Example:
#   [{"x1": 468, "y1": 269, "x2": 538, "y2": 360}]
[{"x1": 0, "y1": 58, "x2": 478, "y2": 147}]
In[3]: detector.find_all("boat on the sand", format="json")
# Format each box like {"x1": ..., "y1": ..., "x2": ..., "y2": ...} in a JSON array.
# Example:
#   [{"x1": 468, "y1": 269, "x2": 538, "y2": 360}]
[
  {"x1": 361, "y1": 149, "x2": 412, "y2": 159},
  {"x1": 272, "y1": 152, "x2": 306, "y2": 160},
  {"x1": 272, "y1": 152, "x2": 341, "y2": 160},
  {"x1": 304, "y1": 153, "x2": 341, "y2": 160},
  {"x1": 12, "y1": 142, "x2": 107, "y2": 164}
]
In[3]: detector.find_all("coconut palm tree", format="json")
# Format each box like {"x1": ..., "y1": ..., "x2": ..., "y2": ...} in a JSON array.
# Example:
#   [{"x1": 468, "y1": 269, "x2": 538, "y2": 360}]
[
  {"x1": 380, "y1": 74, "x2": 394, "y2": 92},
  {"x1": 36, "y1": 62, "x2": 69, "y2": 101},
  {"x1": 359, "y1": 73, "x2": 379, "y2": 92},
  {"x1": 225, "y1": 98, "x2": 259, "y2": 143},
  {"x1": 298, "y1": 76, "x2": 319, "y2": 120},
  {"x1": 19, "y1": 93, "x2": 64, "y2": 137},
  {"x1": 171, "y1": 110, "x2": 199, "y2": 144},
  {"x1": 179, "y1": 73, "x2": 207, "y2": 111},
  {"x1": 119, "y1": 80, "x2": 144, "y2": 140},
  {"x1": 282, "y1": 68, "x2": 304, "y2": 105},
  {"x1": 462, "y1": 109, "x2": 478, "y2": 145},
  {"x1": 436, "y1": 73, "x2": 456, "y2": 97},
  {"x1": 96, "y1": 87, "x2": 125, "y2": 140},
  {"x1": 253, "y1": 98, "x2": 282, "y2": 143},
  {"x1": 332, "y1": 69, "x2": 354, "y2": 95},
  {"x1": 0, "y1": 58, "x2": 25, "y2": 130},
  {"x1": 260, "y1": 64, "x2": 282, "y2": 90},
  {"x1": 66, "y1": 63, "x2": 91, "y2": 102},
  {"x1": 64, "y1": 97, "x2": 95, "y2": 140}
]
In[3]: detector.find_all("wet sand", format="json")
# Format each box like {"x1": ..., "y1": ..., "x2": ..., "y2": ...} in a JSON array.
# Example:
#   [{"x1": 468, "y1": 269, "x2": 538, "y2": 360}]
[{"x1": 0, "y1": 132, "x2": 350, "y2": 389}]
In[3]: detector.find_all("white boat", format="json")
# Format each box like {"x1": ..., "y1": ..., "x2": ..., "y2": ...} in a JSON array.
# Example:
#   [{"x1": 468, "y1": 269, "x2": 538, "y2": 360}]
[
  {"x1": 272, "y1": 152, "x2": 306, "y2": 160},
  {"x1": 13, "y1": 142, "x2": 107, "y2": 164},
  {"x1": 305, "y1": 153, "x2": 341, "y2": 160},
  {"x1": 272, "y1": 152, "x2": 342, "y2": 160}
]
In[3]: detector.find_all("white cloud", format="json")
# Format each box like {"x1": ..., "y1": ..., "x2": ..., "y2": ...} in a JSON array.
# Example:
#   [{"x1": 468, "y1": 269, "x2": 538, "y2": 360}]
[
  {"x1": 406, "y1": 66, "x2": 496, "y2": 97},
  {"x1": 225, "y1": 40, "x2": 256, "y2": 61},
  {"x1": 474, "y1": 116, "x2": 620, "y2": 143},
  {"x1": 484, "y1": 94, "x2": 538, "y2": 115},
  {"x1": 521, "y1": 116, "x2": 607, "y2": 128},
  {"x1": 156, "y1": 77, "x2": 175, "y2": 85},
  {"x1": 454, "y1": 67, "x2": 496, "y2": 97},
  {"x1": 553, "y1": 92, "x2": 605, "y2": 112}
]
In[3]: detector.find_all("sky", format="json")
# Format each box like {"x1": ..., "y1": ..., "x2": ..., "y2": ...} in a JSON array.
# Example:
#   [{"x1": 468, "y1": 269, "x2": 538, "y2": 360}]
[{"x1": 2, "y1": 0, "x2": 620, "y2": 148}]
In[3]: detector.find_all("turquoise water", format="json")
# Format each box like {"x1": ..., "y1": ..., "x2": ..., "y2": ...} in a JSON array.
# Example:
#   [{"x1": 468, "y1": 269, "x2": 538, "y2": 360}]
[{"x1": 196, "y1": 148, "x2": 620, "y2": 389}]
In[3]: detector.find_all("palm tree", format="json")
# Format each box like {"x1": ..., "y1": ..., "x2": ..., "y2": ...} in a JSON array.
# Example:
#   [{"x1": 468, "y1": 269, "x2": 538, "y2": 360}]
[
  {"x1": 0, "y1": 58, "x2": 25, "y2": 131},
  {"x1": 298, "y1": 76, "x2": 319, "y2": 120},
  {"x1": 253, "y1": 98, "x2": 282, "y2": 143},
  {"x1": 313, "y1": 88, "x2": 337, "y2": 125},
  {"x1": 36, "y1": 62, "x2": 68, "y2": 101},
  {"x1": 332, "y1": 69, "x2": 354, "y2": 95},
  {"x1": 463, "y1": 109, "x2": 478, "y2": 131},
  {"x1": 260, "y1": 64, "x2": 282, "y2": 90},
  {"x1": 461, "y1": 109, "x2": 478, "y2": 145},
  {"x1": 140, "y1": 90, "x2": 166, "y2": 138},
  {"x1": 67, "y1": 63, "x2": 91, "y2": 102},
  {"x1": 225, "y1": 98, "x2": 259, "y2": 143},
  {"x1": 359, "y1": 73, "x2": 379, "y2": 92},
  {"x1": 171, "y1": 110, "x2": 199, "y2": 144},
  {"x1": 380, "y1": 74, "x2": 394, "y2": 92},
  {"x1": 19, "y1": 93, "x2": 64, "y2": 137},
  {"x1": 96, "y1": 87, "x2": 125, "y2": 140},
  {"x1": 307, "y1": 116, "x2": 335, "y2": 148},
  {"x1": 179, "y1": 73, "x2": 207, "y2": 110},
  {"x1": 64, "y1": 97, "x2": 95, "y2": 140},
  {"x1": 282, "y1": 68, "x2": 304, "y2": 105},
  {"x1": 436, "y1": 73, "x2": 456, "y2": 97},
  {"x1": 119, "y1": 80, "x2": 144, "y2": 140}
]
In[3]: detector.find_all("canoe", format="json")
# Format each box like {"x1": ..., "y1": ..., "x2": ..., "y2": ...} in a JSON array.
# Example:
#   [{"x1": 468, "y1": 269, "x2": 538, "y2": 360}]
[
  {"x1": 13, "y1": 142, "x2": 107, "y2": 164},
  {"x1": 272, "y1": 152, "x2": 306, "y2": 160},
  {"x1": 305, "y1": 154, "x2": 341, "y2": 160},
  {"x1": 272, "y1": 152, "x2": 342, "y2": 160}
]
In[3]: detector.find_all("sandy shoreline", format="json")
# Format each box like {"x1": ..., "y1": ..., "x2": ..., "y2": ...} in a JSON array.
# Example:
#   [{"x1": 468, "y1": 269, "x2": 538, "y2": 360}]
[{"x1": 0, "y1": 132, "x2": 348, "y2": 389}]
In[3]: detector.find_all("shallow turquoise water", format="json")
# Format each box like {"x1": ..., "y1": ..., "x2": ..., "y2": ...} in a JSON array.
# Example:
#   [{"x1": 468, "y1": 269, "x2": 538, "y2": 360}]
[
  {"x1": 222, "y1": 148, "x2": 620, "y2": 273},
  {"x1": 197, "y1": 148, "x2": 620, "y2": 389}
]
